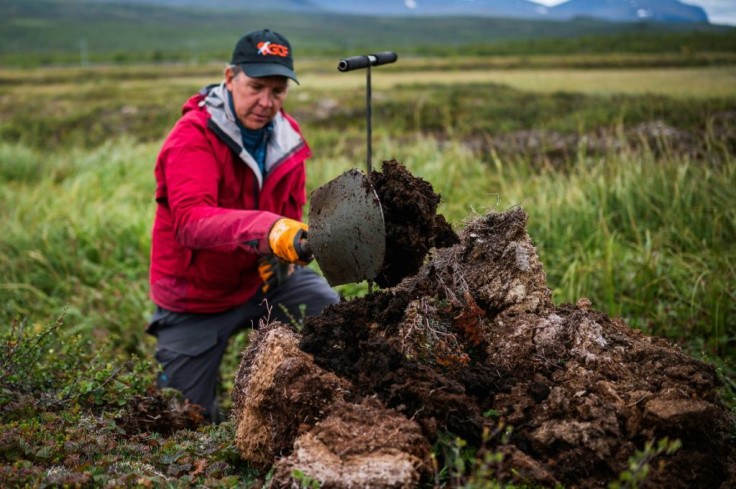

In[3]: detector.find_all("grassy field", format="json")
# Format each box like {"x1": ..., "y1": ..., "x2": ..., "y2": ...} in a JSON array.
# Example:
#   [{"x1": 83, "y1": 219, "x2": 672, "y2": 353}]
[
  {"x1": 1, "y1": 56, "x2": 734, "y2": 486},
  {"x1": 298, "y1": 65, "x2": 736, "y2": 98}
]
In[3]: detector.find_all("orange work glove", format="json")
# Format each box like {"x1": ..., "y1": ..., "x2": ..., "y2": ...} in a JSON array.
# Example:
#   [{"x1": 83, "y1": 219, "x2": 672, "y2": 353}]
[
  {"x1": 258, "y1": 255, "x2": 295, "y2": 293},
  {"x1": 267, "y1": 218, "x2": 312, "y2": 265}
]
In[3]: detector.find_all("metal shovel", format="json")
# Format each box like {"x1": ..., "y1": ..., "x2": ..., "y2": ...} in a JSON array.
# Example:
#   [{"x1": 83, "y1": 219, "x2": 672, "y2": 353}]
[{"x1": 307, "y1": 52, "x2": 398, "y2": 286}]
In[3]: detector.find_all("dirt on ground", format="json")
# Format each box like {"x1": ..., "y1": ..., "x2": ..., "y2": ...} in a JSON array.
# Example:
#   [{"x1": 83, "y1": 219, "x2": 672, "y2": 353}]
[{"x1": 231, "y1": 161, "x2": 735, "y2": 488}]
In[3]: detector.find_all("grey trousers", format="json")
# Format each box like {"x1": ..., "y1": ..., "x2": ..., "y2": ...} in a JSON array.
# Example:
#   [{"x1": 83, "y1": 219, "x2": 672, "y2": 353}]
[{"x1": 146, "y1": 266, "x2": 339, "y2": 423}]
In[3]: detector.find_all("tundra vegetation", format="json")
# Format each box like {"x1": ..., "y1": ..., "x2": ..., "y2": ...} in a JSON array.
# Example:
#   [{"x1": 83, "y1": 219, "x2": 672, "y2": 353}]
[{"x1": 1, "y1": 30, "x2": 735, "y2": 487}]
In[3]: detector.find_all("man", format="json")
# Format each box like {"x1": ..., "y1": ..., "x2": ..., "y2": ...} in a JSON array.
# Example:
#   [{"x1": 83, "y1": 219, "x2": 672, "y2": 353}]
[{"x1": 147, "y1": 29, "x2": 339, "y2": 423}]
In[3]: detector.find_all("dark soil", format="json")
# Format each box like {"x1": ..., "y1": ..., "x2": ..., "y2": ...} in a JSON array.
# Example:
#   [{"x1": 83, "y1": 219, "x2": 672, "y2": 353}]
[
  {"x1": 370, "y1": 159, "x2": 458, "y2": 287},
  {"x1": 232, "y1": 163, "x2": 736, "y2": 488}
]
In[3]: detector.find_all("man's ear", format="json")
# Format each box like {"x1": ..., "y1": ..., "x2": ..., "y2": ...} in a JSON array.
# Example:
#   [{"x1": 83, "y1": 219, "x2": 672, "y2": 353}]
[{"x1": 224, "y1": 66, "x2": 237, "y2": 91}]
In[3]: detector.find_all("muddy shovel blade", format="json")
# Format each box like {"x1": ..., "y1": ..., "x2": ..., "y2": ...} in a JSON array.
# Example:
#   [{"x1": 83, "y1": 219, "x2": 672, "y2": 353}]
[{"x1": 308, "y1": 169, "x2": 386, "y2": 286}]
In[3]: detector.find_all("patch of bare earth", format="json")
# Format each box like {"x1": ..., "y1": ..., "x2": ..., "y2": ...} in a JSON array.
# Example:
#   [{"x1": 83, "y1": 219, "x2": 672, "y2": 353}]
[{"x1": 232, "y1": 161, "x2": 735, "y2": 488}]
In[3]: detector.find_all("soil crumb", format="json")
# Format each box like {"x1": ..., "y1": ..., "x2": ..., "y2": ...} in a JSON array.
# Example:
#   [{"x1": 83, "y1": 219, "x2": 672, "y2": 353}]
[{"x1": 232, "y1": 164, "x2": 735, "y2": 488}]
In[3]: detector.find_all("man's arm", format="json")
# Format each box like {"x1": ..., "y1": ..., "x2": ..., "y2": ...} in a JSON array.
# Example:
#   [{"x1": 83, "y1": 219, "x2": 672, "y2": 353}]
[{"x1": 161, "y1": 125, "x2": 281, "y2": 256}]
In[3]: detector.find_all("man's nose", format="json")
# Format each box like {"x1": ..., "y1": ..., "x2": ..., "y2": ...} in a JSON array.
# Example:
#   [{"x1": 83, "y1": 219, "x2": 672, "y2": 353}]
[{"x1": 257, "y1": 90, "x2": 275, "y2": 107}]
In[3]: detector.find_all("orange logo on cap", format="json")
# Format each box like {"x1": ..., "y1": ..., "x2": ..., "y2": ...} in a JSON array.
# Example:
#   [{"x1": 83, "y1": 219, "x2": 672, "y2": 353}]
[{"x1": 257, "y1": 41, "x2": 289, "y2": 57}]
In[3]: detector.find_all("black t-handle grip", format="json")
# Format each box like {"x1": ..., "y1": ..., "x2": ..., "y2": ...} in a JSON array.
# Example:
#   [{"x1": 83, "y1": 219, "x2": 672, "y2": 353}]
[{"x1": 337, "y1": 52, "x2": 398, "y2": 72}]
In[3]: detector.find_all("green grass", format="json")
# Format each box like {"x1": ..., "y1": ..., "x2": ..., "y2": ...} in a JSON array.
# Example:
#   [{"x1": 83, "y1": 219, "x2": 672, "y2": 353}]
[
  {"x1": 501, "y1": 143, "x2": 735, "y2": 355},
  {"x1": 0, "y1": 140, "x2": 156, "y2": 356}
]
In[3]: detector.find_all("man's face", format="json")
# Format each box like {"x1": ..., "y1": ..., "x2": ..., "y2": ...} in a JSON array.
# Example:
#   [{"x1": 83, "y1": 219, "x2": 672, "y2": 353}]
[{"x1": 225, "y1": 68, "x2": 289, "y2": 130}]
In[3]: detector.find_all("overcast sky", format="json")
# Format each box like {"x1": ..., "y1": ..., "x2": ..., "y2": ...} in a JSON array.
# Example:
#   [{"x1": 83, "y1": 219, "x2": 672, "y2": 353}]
[{"x1": 532, "y1": 0, "x2": 736, "y2": 25}]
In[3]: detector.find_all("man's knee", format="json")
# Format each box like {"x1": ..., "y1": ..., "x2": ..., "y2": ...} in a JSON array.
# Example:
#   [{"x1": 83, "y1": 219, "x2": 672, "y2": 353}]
[
  {"x1": 290, "y1": 268, "x2": 339, "y2": 313},
  {"x1": 155, "y1": 347, "x2": 221, "y2": 423}
]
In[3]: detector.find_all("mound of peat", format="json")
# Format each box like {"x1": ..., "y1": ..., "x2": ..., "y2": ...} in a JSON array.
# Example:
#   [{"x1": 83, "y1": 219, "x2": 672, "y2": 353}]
[{"x1": 232, "y1": 163, "x2": 735, "y2": 488}]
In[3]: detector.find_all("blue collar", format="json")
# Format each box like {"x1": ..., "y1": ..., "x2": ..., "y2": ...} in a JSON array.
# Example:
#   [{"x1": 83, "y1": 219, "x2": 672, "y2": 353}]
[{"x1": 228, "y1": 90, "x2": 273, "y2": 174}]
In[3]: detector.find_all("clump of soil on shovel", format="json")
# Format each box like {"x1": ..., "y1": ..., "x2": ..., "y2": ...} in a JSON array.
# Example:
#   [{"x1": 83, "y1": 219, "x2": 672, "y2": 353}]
[
  {"x1": 231, "y1": 164, "x2": 735, "y2": 488},
  {"x1": 371, "y1": 159, "x2": 459, "y2": 287}
]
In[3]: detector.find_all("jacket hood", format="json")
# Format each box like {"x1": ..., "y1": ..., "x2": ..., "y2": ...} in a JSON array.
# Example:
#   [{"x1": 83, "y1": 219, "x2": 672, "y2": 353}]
[{"x1": 181, "y1": 84, "x2": 215, "y2": 115}]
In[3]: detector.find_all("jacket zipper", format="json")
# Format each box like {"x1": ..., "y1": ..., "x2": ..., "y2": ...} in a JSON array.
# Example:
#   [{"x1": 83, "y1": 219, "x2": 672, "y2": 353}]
[{"x1": 252, "y1": 170, "x2": 260, "y2": 210}]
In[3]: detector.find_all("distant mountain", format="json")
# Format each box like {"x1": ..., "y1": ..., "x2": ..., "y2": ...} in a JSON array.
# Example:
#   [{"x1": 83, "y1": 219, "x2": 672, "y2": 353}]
[
  {"x1": 546, "y1": 0, "x2": 709, "y2": 23},
  {"x1": 254, "y1": 0, "x2": 710, "y2": 23},
  {"x1": 86, "y1": 0, "x2": 315, "y2": 10},
  {"x1": 304, "y1": 0, "x2": 548, "y2": 19},
  {"x1": 84, "y1": 0, "x2": 711, "y2": 24}
]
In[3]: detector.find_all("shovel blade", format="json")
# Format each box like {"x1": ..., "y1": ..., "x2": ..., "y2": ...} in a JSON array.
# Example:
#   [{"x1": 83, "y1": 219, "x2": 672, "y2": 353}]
[{"x1": 308, "y1": 169, "x2": 386, "y2": 286}]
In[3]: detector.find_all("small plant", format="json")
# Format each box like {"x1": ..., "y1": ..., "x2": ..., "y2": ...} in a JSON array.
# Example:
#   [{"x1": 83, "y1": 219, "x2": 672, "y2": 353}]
[
  {"x1": 279, "y1": 302, "x2": 308, "y2": 332},
  {"x1": 608, "y1": 437, "x2": 682, "y2": 489},
  {"x1": 291, "y1": 468, "x2": 322, "y2": 488},
  {"x1": 433, "y1": 423, "x2": 518, "y2": 488},
  {"x1": 1, "y1": 312, "x2": 153, "y2": 414}
]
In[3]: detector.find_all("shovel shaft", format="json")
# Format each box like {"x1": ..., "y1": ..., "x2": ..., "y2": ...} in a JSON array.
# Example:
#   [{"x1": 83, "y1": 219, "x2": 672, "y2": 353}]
[
  {"x1": 337, "y1": 52, "x2": 397, "y2": 174},
  {"x1": 366, "y1": 66, "x2": 371, "y2": 174}
]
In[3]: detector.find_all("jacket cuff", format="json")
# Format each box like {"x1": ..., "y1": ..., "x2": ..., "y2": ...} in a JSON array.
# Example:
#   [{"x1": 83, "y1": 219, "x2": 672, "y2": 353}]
[{"x1": 259, "y1": 216, "x2": 283, "y2": 255}]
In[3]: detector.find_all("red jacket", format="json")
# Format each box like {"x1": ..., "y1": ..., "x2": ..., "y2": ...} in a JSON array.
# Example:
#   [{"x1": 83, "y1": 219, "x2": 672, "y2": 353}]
[{"x1": 150, "y1": 83, "x2": 311, "y2": 313}]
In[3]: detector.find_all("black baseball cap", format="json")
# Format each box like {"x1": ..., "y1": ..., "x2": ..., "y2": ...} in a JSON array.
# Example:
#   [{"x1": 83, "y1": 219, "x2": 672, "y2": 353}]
[{"x1": 230, "y1": 29, "x2": 298, "y2": 84}]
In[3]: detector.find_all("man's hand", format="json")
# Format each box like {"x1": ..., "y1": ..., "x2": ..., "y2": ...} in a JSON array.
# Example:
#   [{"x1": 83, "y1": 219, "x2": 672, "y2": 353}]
[
  {"x1": 258, "y1": 255, "x2": 295, "y2": 293},
  {"x1": 268, "y1": 218, "x2": 312, "y2": 265}
]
